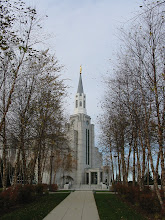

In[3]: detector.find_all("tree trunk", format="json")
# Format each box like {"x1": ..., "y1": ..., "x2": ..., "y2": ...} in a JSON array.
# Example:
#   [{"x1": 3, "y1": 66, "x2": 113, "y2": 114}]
[
  {"x1": 147, "y1": 153, "x2": 149, "y2": 186},
  {"x1": 2, "y1": 121, "x2": 7, "y2": 191},
  {"x1": 29, "y1": 150, "x2": 38, "y2": 184},
  {"x1": 2, "y1": 72, "x2": 7, "y2": 191},
  {"x1": 53, "y1": 170, "x2": 57, "y2": 184},
  {"x1": 139, "y1": 130, "x2": 146, "y2": 189},
  {"x1": 156, "y1": 151, "x2": 160, "y2": 187},
  {"x1": 49, "y1": 152, "x2": 53, "y2": 185},
  {"x1": 133, "y1": 145, "x2": 136, "y2": 187},
  {"x1": 148, "y1": 142, "x2": 164, "y2": 208},
  {"x1": 20, "y1": 125, "x2": 27, "y2": 184},
  {"x1": 121, "y1": 146, "x2": 126, "y2": 184},
  {"x1": 13, "y1": 147, "x2": 21, "y2": 187},
  {"x1": 125, "y1": 144, "x2": 132, "y2": 186},
  {"x1": 117, "y1": 151, "x2": 121, "y2": 181},
  {"x1": 136, "y1": 146, "x2": 141, "y2": 187},
  {"x1": 144, "y1": 114, "x2": 164, "y2": 209},
  {"x1": 41, "y1": 142, "x2": 48, "y2": 181},
  {"x1": 109, "y1": 143, "x2": 114, "y2": 181},
  {"x1": 37, "y1": 141, "x2": 42, "y2": 184}
]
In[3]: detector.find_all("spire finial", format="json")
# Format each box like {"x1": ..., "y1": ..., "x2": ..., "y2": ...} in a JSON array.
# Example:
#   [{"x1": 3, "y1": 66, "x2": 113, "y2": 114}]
[{"x1": 80, "y1": 65, "x2": 82, "y2": 74}]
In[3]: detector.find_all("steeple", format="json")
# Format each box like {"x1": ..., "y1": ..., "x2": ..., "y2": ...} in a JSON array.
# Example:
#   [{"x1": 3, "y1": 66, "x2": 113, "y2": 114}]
[
  {"x1": 74, "y1": 66, "x2": 87, "y2": 115},
  {"x1": 77, "y1": 74, "x2": 84, "y2": 94}
]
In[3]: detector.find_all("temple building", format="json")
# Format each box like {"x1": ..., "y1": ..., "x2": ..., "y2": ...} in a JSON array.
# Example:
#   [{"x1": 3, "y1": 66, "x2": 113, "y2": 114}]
[
  {"x1": 43, "y1": 67, "x2": 109, "y2": 189},
  {"x1": 66, "y1": 67, "x2": 103, "y2": 187}
]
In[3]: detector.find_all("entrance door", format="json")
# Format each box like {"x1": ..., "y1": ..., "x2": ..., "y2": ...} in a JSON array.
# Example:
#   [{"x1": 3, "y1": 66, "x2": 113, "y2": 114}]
[
  {"x1": 86, "y1": 173, "x2": 89, "y2": 184},
  {"x1": 91, "y1": 172, "x2": 97, "y2": 184}
]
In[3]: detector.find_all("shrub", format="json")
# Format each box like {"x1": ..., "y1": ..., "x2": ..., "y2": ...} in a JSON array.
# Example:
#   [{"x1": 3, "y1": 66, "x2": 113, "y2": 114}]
[
  {"x1": 35, "y1": 184, "x2": 44, "y2": 195},
  {"x1": 112, "y1": 182, "x2": 118, "y2": 192},
  {"x1": 19, "y1": 184, "x2": 35, "y2": 203},
  {"x1": 161, "y1": 200, "x2": 165, "y2": 216},
  {"x1": 113, "y1": 182, "x2": 163, "y2": 216},
  {"x1": 0, "y1": 193, "x2": 3, "y2": 209},
  {"x1": 113, "y1": 183, "x2": 127, "y2": 195},
  {"x1": 0, "y1": 184, "x2": 49, "y2": 212},
  {"x1": 119, "y1": 185, "x2": 128, "y2": 195},
  {"x1": 1, "y1": 187, "x2": 13, "y2": 208},
  {"x1": 139, "y1": 193, "x2": 153, "y2": 212},
  {"x1": 139, "y1": 193, "x2": 161, "y2": 213},
  {"x1": 125, "y1": 186, "x2": 140, "y2": 204},
  {"x1": 143, "y1": 185, "x2": 151, "y2": 194},
  {"x1": 9, "y1": 185, "x2": 22, "y2": 204},
  {"x1": 42, "y1": 184, "x2": 48, "y2": 192},
  {"x1": 45, "y1": 189, "x2": 49, "y2": 195},
  {"x1": 159, "y1": 189, "x2": 165, "y2": 200},
  {"x1": 1, "y1": 184, "x2": 36, "y2": 206},
  {"x1": 49, "y1": 184, "x2": 58, "y2": 192},
  {"x1": 114, "y1": 184, "x2": 140, "y2": 204}
]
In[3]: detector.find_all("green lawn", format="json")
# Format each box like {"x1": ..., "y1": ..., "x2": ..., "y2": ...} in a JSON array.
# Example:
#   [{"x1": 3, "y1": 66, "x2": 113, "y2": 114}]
[
  {"x1": 95, "y1": 193, "x2": 147, "y2": 220},
  {"x1": 0, "y1": 193, "x2": 69, "y2": 220}
]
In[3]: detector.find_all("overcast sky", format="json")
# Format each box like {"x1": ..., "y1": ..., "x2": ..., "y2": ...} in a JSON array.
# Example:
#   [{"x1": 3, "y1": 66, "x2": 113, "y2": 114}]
[{"x1": 29, "y1": 0, "x2": 143, "y2": 144}]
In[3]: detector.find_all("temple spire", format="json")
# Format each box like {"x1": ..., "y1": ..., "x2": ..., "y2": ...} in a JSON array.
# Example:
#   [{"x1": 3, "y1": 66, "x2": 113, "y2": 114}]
[
  {"x1": 74, "y1": 66, "x2": 87, "y2": 114},
  {"x1": 77, "y1": 65, "x2": 84, "y2": 94},
  {"x1": 77, "y1": 74, "x2": 84, "y2": 94}
]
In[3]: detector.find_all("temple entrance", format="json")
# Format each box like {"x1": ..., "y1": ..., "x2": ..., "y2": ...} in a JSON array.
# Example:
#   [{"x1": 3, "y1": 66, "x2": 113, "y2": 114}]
[
  {"x1": 85, "y1": 168, "x2": 105, "y2": 185},
  {"x1": 91, "y1": 172, "x2": 97, "y2": 184}
]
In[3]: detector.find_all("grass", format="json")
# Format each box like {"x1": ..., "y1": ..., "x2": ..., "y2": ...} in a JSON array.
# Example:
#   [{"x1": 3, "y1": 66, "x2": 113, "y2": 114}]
[
  {"x1": 95, "y1": 193, "x2": 147, "y2": 220},
  {"x1": 0, "y1": 193, "x2": 69, "y2": 220}
]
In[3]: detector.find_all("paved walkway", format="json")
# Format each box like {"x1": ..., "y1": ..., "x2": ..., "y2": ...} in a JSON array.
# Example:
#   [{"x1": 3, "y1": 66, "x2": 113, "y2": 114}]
[{"x1": 43, "y1": 191, "x2": 100, "y2": 220}]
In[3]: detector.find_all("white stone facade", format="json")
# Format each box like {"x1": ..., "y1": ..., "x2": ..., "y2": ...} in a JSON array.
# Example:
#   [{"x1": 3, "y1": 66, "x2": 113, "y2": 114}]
[{"x1": 67, "y1": 113, "x2": 102, "y2": 185}]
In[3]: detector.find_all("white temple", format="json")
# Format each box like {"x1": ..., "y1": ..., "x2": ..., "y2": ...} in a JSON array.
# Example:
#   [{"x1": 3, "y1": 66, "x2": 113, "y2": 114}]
[{"x1": 43, "y1": 67, "x2": 110, "y2": 189}]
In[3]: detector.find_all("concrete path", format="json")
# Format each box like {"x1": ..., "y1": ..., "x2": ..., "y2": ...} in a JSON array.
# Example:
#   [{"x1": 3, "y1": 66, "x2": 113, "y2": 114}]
[{"x1": 43, "y1": 191, "x2": 100, "y2": 220}]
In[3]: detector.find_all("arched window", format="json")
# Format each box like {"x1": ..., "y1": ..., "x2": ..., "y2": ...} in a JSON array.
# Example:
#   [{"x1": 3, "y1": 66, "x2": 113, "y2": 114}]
[
  {"x1": 76, "y1": 100, "x2": 78, "y2": 108},
  {"x1": 80, "y1": 101, "x2": 82, "y2": 107}
]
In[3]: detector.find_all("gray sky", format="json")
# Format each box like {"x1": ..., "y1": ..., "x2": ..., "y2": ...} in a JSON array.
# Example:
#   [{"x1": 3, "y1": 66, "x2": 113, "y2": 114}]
[{"x1": 29, "y1": 0, "x2": 142, "y2": 144}]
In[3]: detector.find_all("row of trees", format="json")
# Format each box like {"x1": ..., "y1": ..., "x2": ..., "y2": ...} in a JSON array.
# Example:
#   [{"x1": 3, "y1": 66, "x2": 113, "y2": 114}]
[
  {"x1": 100, "y1": 0, "x2": 165, "y2": 209},
  {"x1": 0, "y1": 0, "x2": 70, "y2": 190}
]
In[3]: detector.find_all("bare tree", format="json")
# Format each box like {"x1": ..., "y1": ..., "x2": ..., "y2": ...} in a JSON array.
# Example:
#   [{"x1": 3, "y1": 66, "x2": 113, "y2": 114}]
[{"x1": 99, "y1": 0, "x2": 165, "y2": 209}]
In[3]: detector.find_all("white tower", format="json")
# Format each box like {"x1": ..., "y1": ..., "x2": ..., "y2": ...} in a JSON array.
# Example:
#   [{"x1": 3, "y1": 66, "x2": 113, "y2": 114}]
[
  {"x1": 69, "y1": 66, "x2": 92, "y2": 185},
  {"x1": 74, "y1": 66, "x2": 87, "y2": 115},
  {"x1": 49, "y1": 66, "x2": 103, "y2": 187},
  {"x1": 66, "y1": 66, "x2": 102, "y2": 186}
]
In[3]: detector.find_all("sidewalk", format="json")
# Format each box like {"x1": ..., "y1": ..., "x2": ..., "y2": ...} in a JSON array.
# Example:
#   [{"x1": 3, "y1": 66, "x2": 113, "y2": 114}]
[{"x1": 43, "y1": 191, "x2": 100, "y2": 220}]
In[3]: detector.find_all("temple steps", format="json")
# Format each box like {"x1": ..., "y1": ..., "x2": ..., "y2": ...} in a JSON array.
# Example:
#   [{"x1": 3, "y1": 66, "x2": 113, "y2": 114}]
[{"x1": 71, "y1": 184, "x2": 103, "y2": 190}]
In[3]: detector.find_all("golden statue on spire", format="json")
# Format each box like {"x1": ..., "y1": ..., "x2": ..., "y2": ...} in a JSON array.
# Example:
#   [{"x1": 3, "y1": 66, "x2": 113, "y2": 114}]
[{"x1": 80, "y1": 65, "x2": 82, "y2": 74}]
